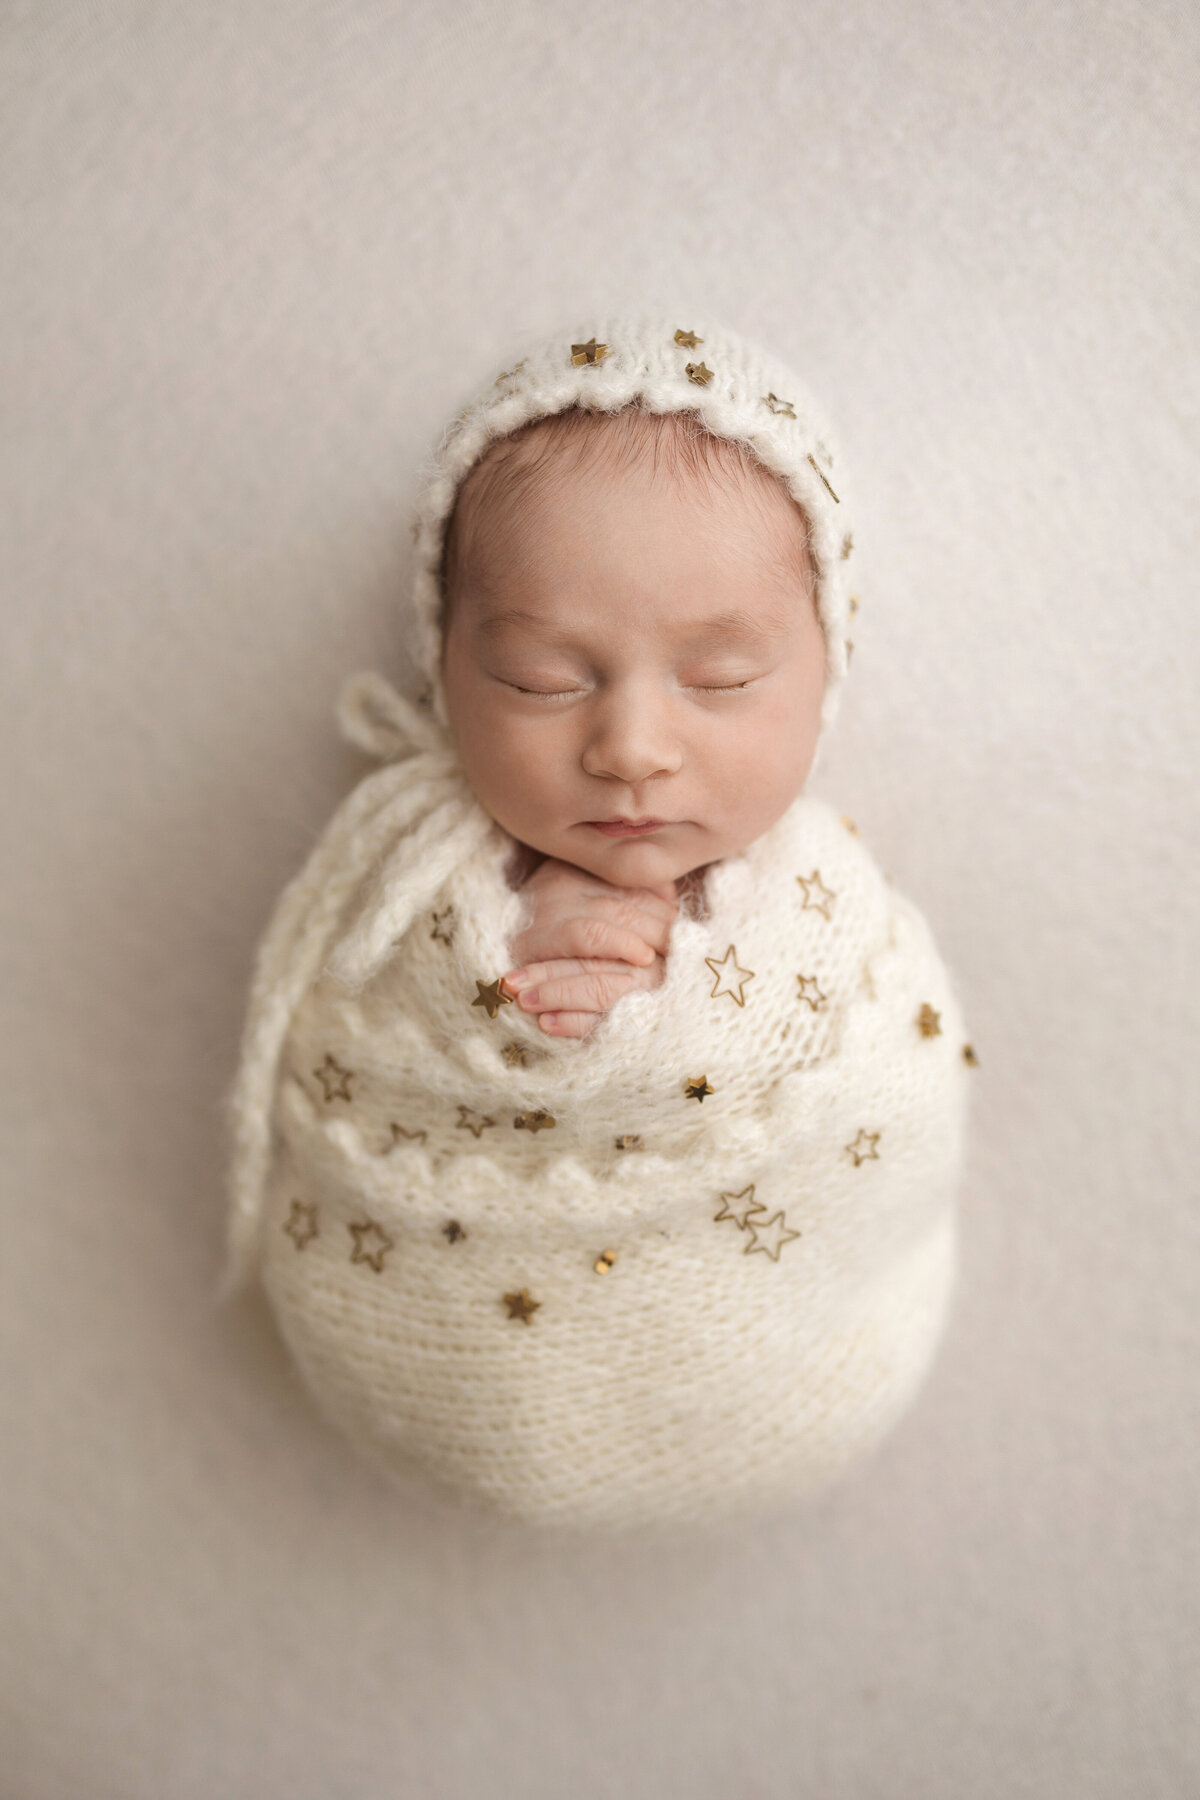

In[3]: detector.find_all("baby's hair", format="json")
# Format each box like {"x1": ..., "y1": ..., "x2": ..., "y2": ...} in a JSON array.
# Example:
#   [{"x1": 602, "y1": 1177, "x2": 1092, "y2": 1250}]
[{"x1": 437, "y1": 402, "x2": 815, "y2": 636}]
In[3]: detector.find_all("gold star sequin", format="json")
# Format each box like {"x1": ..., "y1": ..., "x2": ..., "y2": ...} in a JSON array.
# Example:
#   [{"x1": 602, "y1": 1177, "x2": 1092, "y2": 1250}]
[
  {"x1": 503, "y1": 1288, "x2": 541, "y2": 1324},
  {"x1": 431, "y1": 907, "x2": 456, "y2": 946},
  {"x1": 704, "y1": 943, "x2": 756, "y2": 1007},
  {"x1": 283, "y1": 1200, "x2": 319, "y2": 1250},
  {"x1": 494, "y1": 357, "x2": 527, "y2": 386},
  {"x1": 501, "y1": 1041, "x2": 531, "y2": 1067},
  {"x1": 674, "y1": 328, "x2": 703, "y2": 348},
  {"x1": 846, "y1": 1129, "x2": 881, "y2": 1167},
  {"x1": 349, "y1": 1217, "x2": 394, "y2": 1273},
  {"x1": 685, "y1": 361, "x2": 714, "y2": 386},
  {"x1": 593, "y1": 1248, "x2": 618, "y2": 1273},
  {"x1": 795, "y1": 973, "x2": 828, "y2": 1011},
  {"x1": 614, "y1": 1133, "x2": 644, "y2": 1151},
  {"x1": 684, "y1": 1075, "x2": 715, "y2": 1102},
  {"x1": 917, "y1": 1004, "x2": 942, "y2": 1039},
  {"x1": 714, "y1": 1185, "x2": 766, "y2": 1230},
  {"x1": 841, "y1": 532, "x2": 854, "y2": 559},
  {"x1": 795, "y1": 869, "x2": 837, "y2": 919},
  {"x1": 456, "y1": 1104, "x2": 496, "y2": 1138},
  {"x1": 744, "y1": 1211, "x2": 801, "y2": 1261},
  {"x1": 571, "y1": 338, "x2": 608, "y2": 366},
  {"x1": 514, "y1": 1110, "x2": 556, "y2": 1133},
  {"x1": 388, "y1": 1123, "x2": 427, "y2": 1149},
  {"x1": 963, "y1": 1044, "x2": 980, "y2": 1067},
  {"x1": 807, "y1": 452, "x2": 840, "y2": 504},
  {"x1": 840, "y1": 816, "x2": 859, "y2": 835},
  {"x1": 313, "y1": 1052, "x2": 355, "y2": 1103},
  {"x1": 849, "y1": 595, "x2": 860, "y2": 618},
  {"x1": 472, "y1": 977, "x2": 514, "y2": 1019},
  {"x1": 763, "y1": 392, "x2": 796, "y2": 418},
  {"x1": 443, "y1": 1219, "x2": 466, "y2": 1243}
]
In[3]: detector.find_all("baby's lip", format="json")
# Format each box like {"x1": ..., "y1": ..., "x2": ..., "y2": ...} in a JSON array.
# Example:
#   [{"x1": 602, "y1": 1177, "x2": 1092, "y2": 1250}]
[{"x1": 592, "y1": 816, "x2": 668, "y2": 826}]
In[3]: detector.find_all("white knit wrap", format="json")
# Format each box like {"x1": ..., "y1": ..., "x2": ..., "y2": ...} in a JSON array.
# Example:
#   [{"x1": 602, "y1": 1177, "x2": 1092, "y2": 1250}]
[
  {"x1": 408, "y1": 315, "x2": 857, "y2": 761},
  {"x1": 223, "y1": 674, "x2": 971, "y2": 1532}
]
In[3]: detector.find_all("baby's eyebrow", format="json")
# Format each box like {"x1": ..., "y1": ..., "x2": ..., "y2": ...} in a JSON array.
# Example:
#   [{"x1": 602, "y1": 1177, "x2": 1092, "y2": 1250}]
[{"x1": 474, "y1": 604, "x2": 791, "y2": 645}]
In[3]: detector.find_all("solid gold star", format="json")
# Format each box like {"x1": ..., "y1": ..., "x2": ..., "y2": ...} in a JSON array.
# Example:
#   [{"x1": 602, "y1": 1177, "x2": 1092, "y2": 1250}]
[
  {"x1": 313, "y1": 1052, "x2": 355, "y2": 1103},
  {"x1": 443, "y1": 1219, "x2": 466, "y2": 1243},
  {"x1": 807, "y1": 452, "x2": 840, "y2": 503},
  {"x1": 514, "y1": 1110, "x2": 556, "y2": 1133},
  {"x1": 614, "y1": 1133, "x2": 644, "y2": 1151},
  {"x1": 472, "y1": 977, "x2": 514, "y2": 1020},
  {"x1": 593, "y1": 1248, "x2": 618, "y2": 1273},
  {"x1": 456, "y1": 1104, "x2": 496, "y2": 1139},
  {"x1": 431, "y1": 907, "x2": 456, "y2": 946},
  {"x1": 571, "y1": 337, "x2": 608, "y2": 366},
  {"x1": 674, "y1": 328, "x2": 703, "y2": 348},
  {"x1": 349, "y1": 1217, "x2": 394, "y2": 1273},
  {"x1": 917, "y1": 1003, "x2": 942, "y2": 1039},
  {"x1": 795, "y1": 973, "x2": 828, "y2": 1011},
  {"x1": 503, "y1": 1288, "x2": 541, "y2": 1323},
  {"x1": 704, "y1": 943, "x2": 756, "y2": 1007},
  {"x1": 744, "y1": 1211, "x2": 801, "y2": 1261},
  {"x1": 388, "y1": 1122, "x2": 428, "y2": 1149},
  {"x1": 762, "y1": 392, "x2": 796, "y2": 418},
  {"x1": 713, "y1": 1184, "x2": 766, "y2": 1230},
  {"x1": 283, "y1": 1200, "x2": 319, "y2": 1250},
  {"x1": 683, "y1": 1075, "x2": 715, "y2": 1102},
  {"x1": 846, "y1": 1129, "x2": 882, "y2": 1167},
  {"x1": 795, "y1": 869, "x2": 837, "y2": 918},
  {"x1": 963, "y1": 1043, "x2": 980, "y2": 1067},
  {"x1": 685, "y1": 361, "x2": 714, "y2": 386}
]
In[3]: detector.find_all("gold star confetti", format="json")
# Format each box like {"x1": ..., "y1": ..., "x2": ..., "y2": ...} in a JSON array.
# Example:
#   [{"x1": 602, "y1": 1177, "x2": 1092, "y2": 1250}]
[
  {"x1": 846, "y1": 639, "x2": 855, "y2": 664},
  {"x1": 593, "y1": 1248, "x2": 618, "y2": 1273},
  {"x1": 283, "y1": 1200, "x2": 319, "y2": 1250},
  {"x1": 684, "y1": 1075, "x2": 715, "y2": 1102},
  {"x1": 349, "y1": 1217, "x2": 394, "y2": 1272},
  {"x1": 685, "y1": 361, "x2": 714, "y2": 386},
  {"x1": 840, "y1": 816, "x2": 859, "y2": 835},
  {"x1": 713, "y1": 1185, "x2": 766, "y2": 1230},
  {"x1": 795, "y1": 869, "x2": 837, "y2": 919},
  {"x1": 503, "y1": 1288, "x2": 541, "y2": 1324},
  {"x1": 807, "y1": 452, "x2": 840, "y2": 503},
  {"x1": 744, "y1": 1211, "x2": 801, "y2": 1261},
  {"x1": 849, "y1": 595, "x2": 860, "y2": 618},
  {"x1": 795, "y1": 973, "x2": 828, "y2": 1011},
  {"x1": 514, "y1": 1110, "x2": 556, "y2": 1133},
  {"x1": 917, "y1": 1003, "x2": 942, "y2": 1039},
  {"x1": 456, "y1": 1104, "x2": 496, "y2": 1138},
  {"x1": 846, "y1": 1129, "x2": 882, "y2": 1167},
  {"x1": 704, "y1": 943, "x2": 756, "y2": 1007},
  {"x1": 501, "y1": 1041, "x2": 530, "y2": 1067},
  {"x1": 614, "y1": 1133, "x2": 644, "y2": 1151},
  {"x1": 388, "y1": 1122, "x2": 428, "y2": 1149},
  {"x1": 313, "y1": 1052, "x2": 355, "y2": 1103},
  {"x1": 494, "y1": 357, "x2": 527, "y2": 386},
  {"x1": 431, "y1": 907, "x2": 456, "y2": 946},
  {"x1": 571, "y1": 338, "x2": 608, "y2": 366},
  {"x1": 674, "y1": 328, "x2": 703, "y2": 348},
  {"x1": 963, "y1": 1044, "x2": 980, "y2": 1067},
  {"x1": 472, "y1": 976, "x2": 514, "y2": 1019},
  {"x1": 443, "y1": 1219, "x2": 466, "y2": 1243},
  {"x1": 763, "y1": 392, "x2": 797, "y2": 418},
  {"x1": 841, "y1": 532, "x2": 854, "y2": 559}
]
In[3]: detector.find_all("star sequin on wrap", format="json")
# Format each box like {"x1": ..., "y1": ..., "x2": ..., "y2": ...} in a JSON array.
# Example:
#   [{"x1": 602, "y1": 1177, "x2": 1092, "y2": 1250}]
[
  {"x1": 917, "y1": 1004, "x2": 942, "y2": 1038},
  {"x1": 456, "y1": 1105, "x2": 496, "y2": 1139},
  {"x1": 313, "y1": 1052, "x2": 355, "y2": 1103},
  {"x1": 503, "y1": 1289, "x2": 541, "y2": 1324},
  {"x1": 704, "y1": 944, "x2": 756, "y2": 1008},
  {"x1": 845, "y1": 1129, "x2": 881, "y2": 1167},
  {"x1": 744, "y1": 1212, "x2": 801, "y2": 1262},
  {"x1": 283, "y1": 1200, "x2": 319, "y2": 1250},
  {"x1": 713, "y1": 1185, "x2": 766, "y2": 1230},
  {"x1": 472, "y1": 977, "x2": 514, "y2": 1020},
  {"x1": 349, "y1": 1218, "x2": 394, "y2": 1273},
  {"x1": 795, "y1": 973, "x2": 828, "y2": 1012},
  {"x1": 684, "y1": 1075, "x2": 715, "y2": 1102}
]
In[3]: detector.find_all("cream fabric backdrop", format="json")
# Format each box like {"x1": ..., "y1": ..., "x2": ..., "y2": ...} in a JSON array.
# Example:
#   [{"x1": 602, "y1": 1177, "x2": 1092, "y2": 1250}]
[{"x1": 3, "y1": 2, "x2": 1197, "y2": 1794}]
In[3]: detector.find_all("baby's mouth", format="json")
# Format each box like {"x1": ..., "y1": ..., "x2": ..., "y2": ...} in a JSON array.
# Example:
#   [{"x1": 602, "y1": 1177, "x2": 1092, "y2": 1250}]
[{"x1": 586, "y1": 818, "x2": 669, "y2": 837}]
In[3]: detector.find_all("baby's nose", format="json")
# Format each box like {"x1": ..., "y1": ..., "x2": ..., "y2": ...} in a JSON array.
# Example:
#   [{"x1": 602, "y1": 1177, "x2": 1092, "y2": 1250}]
[{"x1": 580, "y1": 687, "x2": 683, "y2": 784}]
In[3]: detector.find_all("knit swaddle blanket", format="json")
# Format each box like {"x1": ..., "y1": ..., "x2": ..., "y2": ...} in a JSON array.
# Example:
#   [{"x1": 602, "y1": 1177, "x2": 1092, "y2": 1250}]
[{"x1": 224, "y1": 674, "x2": 971, "y2": 1532}]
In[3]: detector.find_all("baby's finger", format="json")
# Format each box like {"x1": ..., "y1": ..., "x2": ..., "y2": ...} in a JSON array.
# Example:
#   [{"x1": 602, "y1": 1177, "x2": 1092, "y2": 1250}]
[
  {"x1": 538, "y1": 1010, "x2": 600, "y2": 1039},
  {"x1": 516, "y1": 966, "x2": 645, "y2": 1014}
]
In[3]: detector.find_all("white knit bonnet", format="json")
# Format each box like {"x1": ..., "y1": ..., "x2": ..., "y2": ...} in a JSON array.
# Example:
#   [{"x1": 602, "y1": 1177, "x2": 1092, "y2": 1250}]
[{"x1": 404, "y1": 315, "x2": 856, "y2": 760}]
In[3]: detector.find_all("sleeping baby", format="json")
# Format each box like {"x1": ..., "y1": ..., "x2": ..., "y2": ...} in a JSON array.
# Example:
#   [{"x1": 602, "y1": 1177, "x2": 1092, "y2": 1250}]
[{"x1": 222, "y1": 317, "x2": 975, "y2": 1534}]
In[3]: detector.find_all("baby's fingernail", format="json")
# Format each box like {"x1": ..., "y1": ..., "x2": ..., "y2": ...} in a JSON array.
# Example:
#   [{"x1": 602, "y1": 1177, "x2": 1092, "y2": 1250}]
[
  {"x1": 538, "y1": 1013, "x2": 557, "y2": 1032},
  {"x1": 518, "y1": 988, "x2": 540, "y2": 1009},
  {"x1": 503, "y1": 969, "x2": 530, "y2": 992}
]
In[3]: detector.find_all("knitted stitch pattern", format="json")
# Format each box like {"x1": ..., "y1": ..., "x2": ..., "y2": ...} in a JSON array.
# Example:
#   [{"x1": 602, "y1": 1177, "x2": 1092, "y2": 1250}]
[{"x1": 225, "y1": 678, "x2": 970, "y2": 1532}]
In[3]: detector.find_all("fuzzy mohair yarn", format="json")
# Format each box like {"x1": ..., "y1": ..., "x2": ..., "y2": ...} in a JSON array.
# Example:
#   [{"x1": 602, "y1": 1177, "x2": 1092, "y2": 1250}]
[{"x1": 222, "y1": 318, "x2": 972, "y2": 1533}]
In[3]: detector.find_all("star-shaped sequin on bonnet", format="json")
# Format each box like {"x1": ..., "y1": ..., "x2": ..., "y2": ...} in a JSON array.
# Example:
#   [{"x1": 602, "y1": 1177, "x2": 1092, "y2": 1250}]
[
  {"x1": 674, "y1": 328, "x2": 703, "y2": 348},
  {"x1": 313, "y1": 1052, "x2": 355, "y2": 1103},
  {"x1": 571, "y1": 338, "x2": 608, "y2": 366},
  {"x1": 704, "y1": 944, "x2": 756, "y2": 1007}
]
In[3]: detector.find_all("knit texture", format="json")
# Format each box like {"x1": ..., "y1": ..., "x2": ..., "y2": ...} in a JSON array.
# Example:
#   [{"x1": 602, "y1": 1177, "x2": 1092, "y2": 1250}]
[
  {"x1": 224, "y1": 676, "x2": 970, "y2": 1532},
  {"x1": 407, "y1": 315, "x2": 857, "y2": 766}
]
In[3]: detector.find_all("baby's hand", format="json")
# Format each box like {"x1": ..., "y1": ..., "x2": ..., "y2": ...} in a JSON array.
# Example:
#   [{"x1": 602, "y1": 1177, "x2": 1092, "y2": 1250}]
[{"x1": 502, "y1": 857, "x2": 678, "y2": 1039}]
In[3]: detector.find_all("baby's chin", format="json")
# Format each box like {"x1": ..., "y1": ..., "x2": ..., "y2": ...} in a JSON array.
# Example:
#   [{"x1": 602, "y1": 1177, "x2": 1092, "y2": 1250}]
[{"x1": 547, "y1": 824, "x2": 723, "y2": 890}]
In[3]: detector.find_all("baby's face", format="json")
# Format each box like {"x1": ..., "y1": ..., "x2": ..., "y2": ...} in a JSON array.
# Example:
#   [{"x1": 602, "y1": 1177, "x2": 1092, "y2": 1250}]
[{"x1": 440, "y1": 428, "x2": 826, "y2": 889}]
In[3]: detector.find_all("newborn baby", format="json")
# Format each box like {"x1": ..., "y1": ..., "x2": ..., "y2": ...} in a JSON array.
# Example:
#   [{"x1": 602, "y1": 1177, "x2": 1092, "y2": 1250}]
[{"x1": 223, "y1": 317, "x2": 974, "y2": 1534}]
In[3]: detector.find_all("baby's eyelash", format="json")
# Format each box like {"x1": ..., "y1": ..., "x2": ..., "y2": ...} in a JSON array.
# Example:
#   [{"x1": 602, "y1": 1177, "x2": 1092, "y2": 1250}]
[{"x1": 692, "y1": 680, "x2": 755, "y2": 693}]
